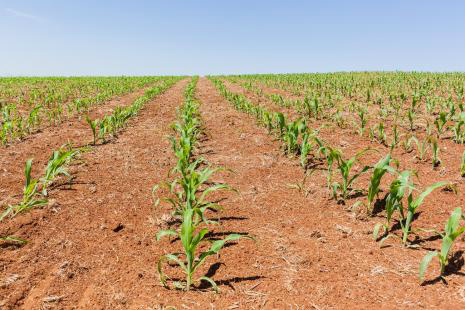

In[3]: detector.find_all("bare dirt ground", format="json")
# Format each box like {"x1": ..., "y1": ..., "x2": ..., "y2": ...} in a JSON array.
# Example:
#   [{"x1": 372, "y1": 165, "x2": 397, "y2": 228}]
[{"x1": 1, "y1": 78, "x2": 465, "y2": 310}]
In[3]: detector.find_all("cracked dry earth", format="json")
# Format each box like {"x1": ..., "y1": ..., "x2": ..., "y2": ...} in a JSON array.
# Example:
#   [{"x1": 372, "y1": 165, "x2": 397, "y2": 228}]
[{"x1": 1, "y1": 77, "x2": 465, "y2": 310}]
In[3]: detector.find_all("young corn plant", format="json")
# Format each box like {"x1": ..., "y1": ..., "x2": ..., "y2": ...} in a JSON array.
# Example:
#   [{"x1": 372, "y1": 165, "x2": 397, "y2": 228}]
[
  {"x1": 373, "y1": 170, "x2": 412, "y2": 244},
  {"x1": 400, "y1": 181, "x2": 446, "y2": 245},
  {"x1": 425, "y1": 119, "x2": 433, "y2": 137},
  {"x1": 419, "y1": 207, "x2": 465, "y2": 282},
  {"x1": 300, "y1": 132, "x2": 313, "y2": 170},
  {"x1": 429, "y1": 136, "x2": 441, "y2": 168},
  {"x1": 375, "y1": 122, "x2": 387, "y2": 145},
  {"x1": 389, "y1": 124, "x2": 400, "y2": 153},
  {"x1": 157, "y1": 159, "x2": 231, "y2": 224},
  {"x1": 261, "y1": 111, "x2": 274, "y2": 134},
  {"x1": 275, "y1": 112, "x2": 286, "y2": 138},
  {"x1": 303, "y1": 96, "x2": 320, "y2": 120},
  {"x1": 401, "y1": 136, "x2": 414, "y2": 153},
  {"x1": 407, "y1": 108, "x2": 416, "y2": 131},
  {"x1": 85, "y1": 115, "x2": 98, "y2": 145},
  {"x1": 376, "y1": 170, "x2": 446, "y2": 245},
  {"x1": 453, "y1": 119, "x2": 465, "y2": 144},
  {"x1": 461, "y1": 151, "x2": 465, "y2": 177},
  {"x1": 0, "y1": 159, "x2": 47, "y2": 222},
  {"x1": 333, "y1": 110, "x2": 346, "y2": 129},
  {"x1": 366, "y1": 154, "x2": 395, "y2": 215},
  {"x1": 357, "y1": 108, "x2": 367, "y2": 136},
  {"x1": 299, "y1": 130, "x2": 326, "y2": 170},
  {"x1": 452, "y1": 112, "x2": 465, "y2": 144},
  {"x1": 282, "y1": 118, "x2": 307, "y2": 156},
  {"x1": 326, "y1": 147, "x2": 371, "y2": 202},
  {"x1": 408, "y1": 136, "x2": 428, "y2": 161},
  {"x1": 157, "y1": 209, "x2": 248, "y2": 292},
  {"x1": 40, "y1": 148, "x2": 77, "y2": 196},
  {"x1": 434, "y1": 111, "x2": 448, "y2": 136}
]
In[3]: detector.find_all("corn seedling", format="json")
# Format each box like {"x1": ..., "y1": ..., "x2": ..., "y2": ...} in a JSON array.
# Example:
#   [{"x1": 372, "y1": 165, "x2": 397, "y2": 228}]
[
  {"x1": 407, "y1": 108, "x2": 416, "y2": 131},
  {"x1": 389, "y1": 124, "x2": 400, "y2": 153},
  {"x1": 408, "y1": 136, "x2": 428, "y2": 161},
  {"x1": 367, "y1": 154, "x2": 395, "y2": 215},
  {"x1": 282, "y1": 118, "x2": 307, "y2": 156},
  {"x1": 453, "y1": 112, "x2": 465, "y2": 144},
  {"x1": 303, "y1": 96, "x2": 320, "y2": 119},
  {"x1": 333, "y1": 110, "x2": 346, "y2": 129},
  {"x1": 376, "y1": 170, "x2": 446, "y2": 245},
  {"x1": 157, "y1": 211, "x2": 249, "y2": 291},
  {"x1": 401, "y1": 180, "x2": 446, "y2": 244},
  {"x1": 300, "y1": 132, "x2": 313, "y2": 169},
  {"x1": 262, "y1": 111, "x2": 274, "y2": 134},
  {"x1": 461, "y1": 151, "x2": 465, "y2": 177},
  {"x1": 429, "y1": 136, "x2": 441, "y2": 168},
  {"x1": 0, "y1": 159, "x2": 47, "y2": 222},
  {"x1": 40, "y1": 148, "x2": 77, "y2": 196},
  {"x1": 419, "y1": 207, "x2": 465, "y2": 282},
  {"x1": 85, "y1": 115, "x2": 98, "y2": 145},
  {"x1": 288, "y1": 169, "x2": 316, "y2": 198},
  {"x1": 401, "y1": 136, "x2": 414, "y2": 153},
  {"x1": 159, "y1": 160, "x2": 232, "y2": 224},
  {"x1": 373, "y1": 170, "x2": 412, "y2": 243},
  {"x1": 375, "y1": 122, "x2": 387, "y2": 145},
  {"x1": 326, "y1": 147, "x2": 372, "y2": 202},
  {"x1": 275, "y1": 112, "x2": 286, "y2": 138},
  {"x1": 434, "y1": 111, "x2": 448, "y2": 136},
  {"x1": 357, "y1": 108, "x2": 367, "y2": 136}
]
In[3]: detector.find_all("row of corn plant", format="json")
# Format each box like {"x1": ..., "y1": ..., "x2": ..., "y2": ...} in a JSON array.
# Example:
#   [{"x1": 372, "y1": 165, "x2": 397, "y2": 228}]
[
  {"x1": 0, "y1": 76, "x2": 165, "y2": 145},
  {"x1": 212, "y1": 77, "x2": 394, "y2": 207},
  {"x1": 155, "y1": 77, "x2": 250, "y2": 292},
  {"x1": 216, "y1": 75, "x2": 460, "y2": 286},
  {"x1": 227, "y1": 73, "x2": 465, "y2": 155},
  {"x1": 210, "y1": 78, "x2": 330, "y2": 172},
  {"x1": 233, "y1": 75, "x2": 465, "y2": 178},
  {"x1": 85, "y1": 77, "x2": 181, "y2": 145}
]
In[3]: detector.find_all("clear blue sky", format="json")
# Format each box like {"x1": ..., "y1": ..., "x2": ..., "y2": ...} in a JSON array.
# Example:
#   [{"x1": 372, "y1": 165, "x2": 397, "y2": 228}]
[{"x1": 1, "y1": 0, "x2": 464, "y2": 76}]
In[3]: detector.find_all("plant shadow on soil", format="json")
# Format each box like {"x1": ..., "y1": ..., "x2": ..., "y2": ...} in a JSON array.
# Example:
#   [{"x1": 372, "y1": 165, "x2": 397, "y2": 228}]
[
  {"x1": 166, "y1": 214, "x2": 248, "y2": 228},
  {"x1": 0, "y1": 241, "x2": 25, "y2": 250},
  {"x1": 162, "y1": 262, "x2": 263, "y2": 291},
  {"x1": 169, "y1": 231, "x2": 249, "y2": 244},
  {"x1": 48, "y1": 178, "x2": 94, "y2": 193},
  {"x1": 198, "y1": 262, "x2": 264, "y2": 290},
  {"x1": 371, "y1": 195, "x2": 388, "y2": 216}
]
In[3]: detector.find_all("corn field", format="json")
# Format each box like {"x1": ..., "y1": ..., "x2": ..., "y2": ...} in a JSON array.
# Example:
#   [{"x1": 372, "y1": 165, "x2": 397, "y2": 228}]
[{"x1": 1, "y1": 73, "x2": 465, "y2": 309}]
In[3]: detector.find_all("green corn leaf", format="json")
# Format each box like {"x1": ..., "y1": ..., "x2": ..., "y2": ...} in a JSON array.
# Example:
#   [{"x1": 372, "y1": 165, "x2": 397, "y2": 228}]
[
  {"x1": 373, "y1": 223, "x2": 386, "y2": 240},
  {"x1": 165, "y1": 253, "x2": 187, "y2": 272},
  {"x1": 190, "y1": 228, "x2": 209, "y2": 252},
  {"x1": 411, "y1": 181, "x2": 447, "y2": 211},
  {"x1": 194, "y1": 234, "x2": 246, "y2": 272},
  {"x1": 199, "y1": 276, "x2": 219, "y2": 293},
  {"x1": 0, "y1": 235, "x2": 28, "y2": 244},
  {"x1": 419, "y1": 251, "x2": 438, "y2": 282},
  {"x1": 156, "y1": 229, "x2": 177, "y2": 241}
]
